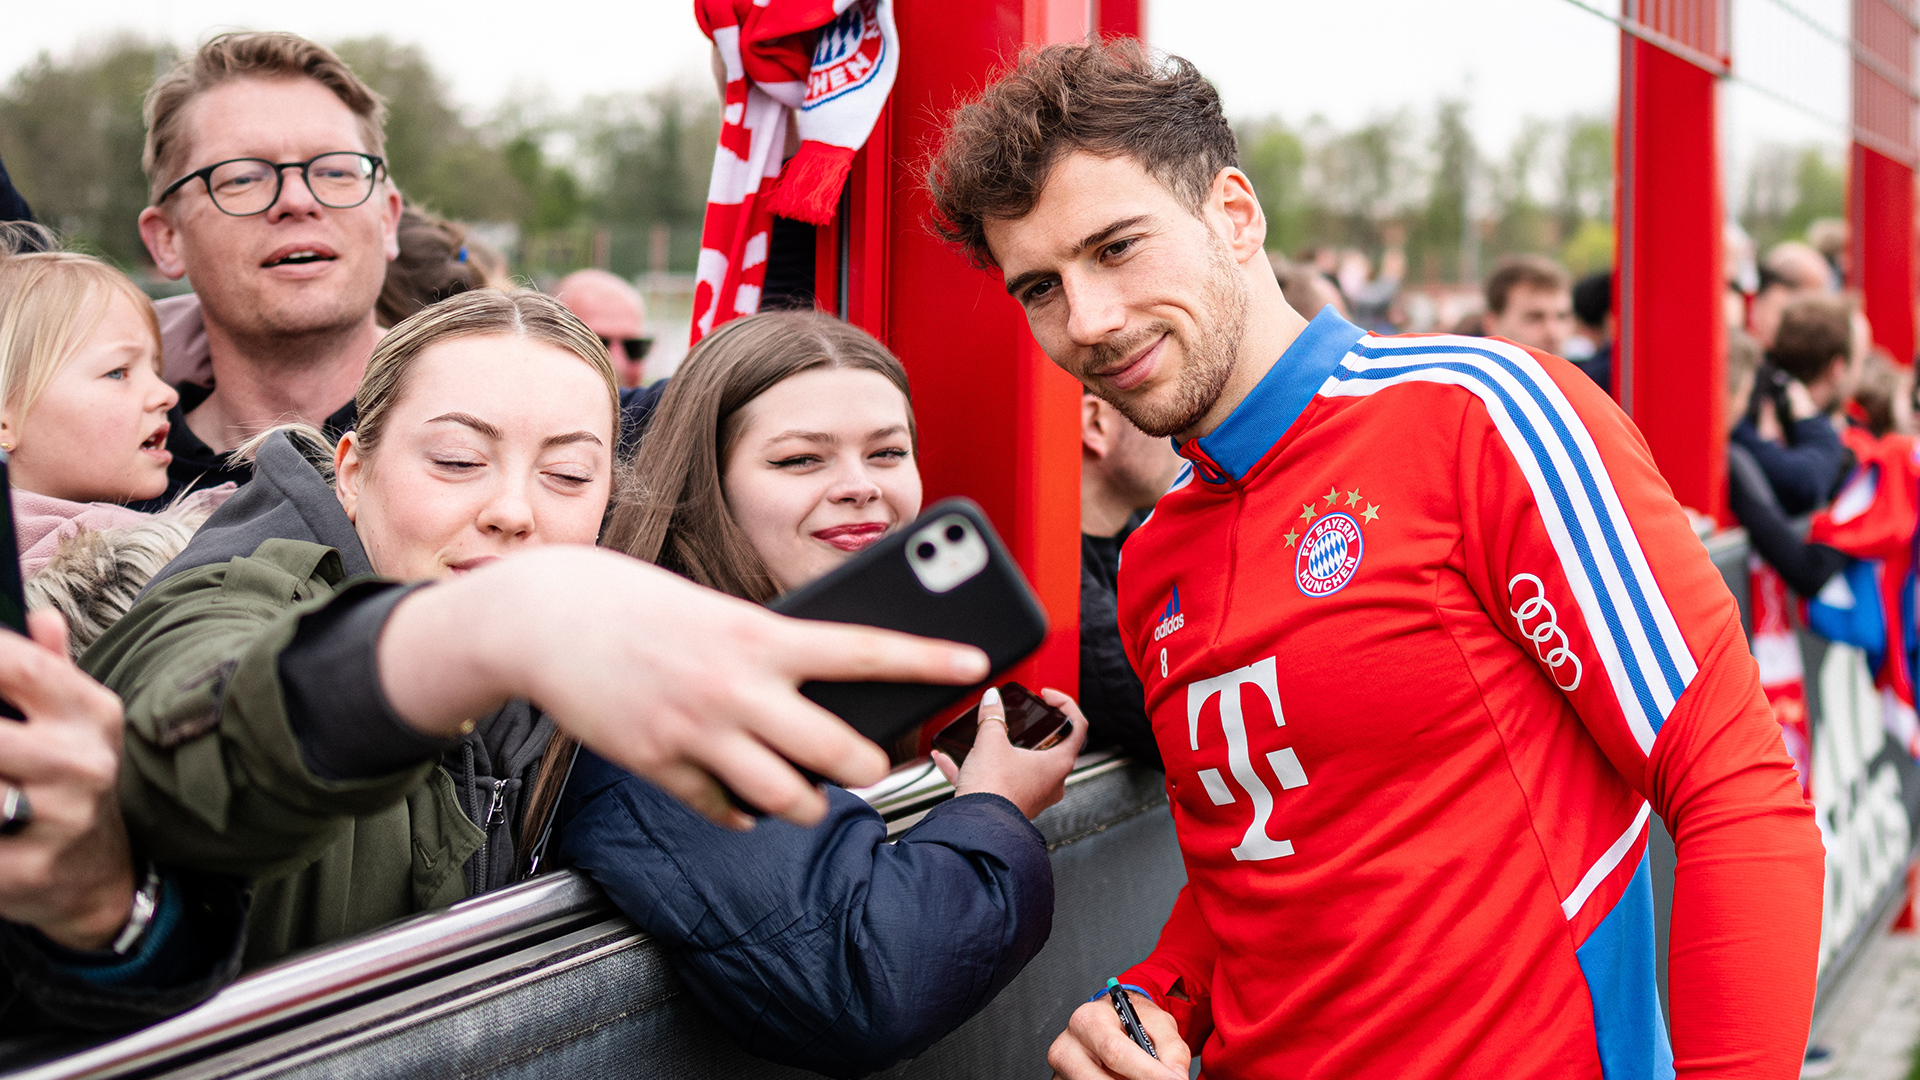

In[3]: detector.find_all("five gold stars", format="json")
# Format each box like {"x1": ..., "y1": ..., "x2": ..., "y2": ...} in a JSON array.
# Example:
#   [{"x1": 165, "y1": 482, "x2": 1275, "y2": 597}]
[{"x1": 1295, "y1": 483, "x2": 1385, "y2": 529}]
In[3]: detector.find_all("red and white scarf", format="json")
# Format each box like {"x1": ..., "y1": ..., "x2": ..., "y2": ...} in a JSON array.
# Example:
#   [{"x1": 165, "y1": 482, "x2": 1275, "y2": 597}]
[{"x1": 691, "y1": 0, "x2": 899, "y2": 344}]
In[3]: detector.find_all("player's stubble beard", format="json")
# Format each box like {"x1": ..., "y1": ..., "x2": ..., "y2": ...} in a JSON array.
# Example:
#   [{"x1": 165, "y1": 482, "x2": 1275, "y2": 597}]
[{"x1": 1085, "y1": 232, "x2": 1249, "y2": 439}]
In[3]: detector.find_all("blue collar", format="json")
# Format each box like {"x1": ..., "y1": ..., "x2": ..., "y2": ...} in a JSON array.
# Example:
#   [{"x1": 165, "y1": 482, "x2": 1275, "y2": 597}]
[{"x1": 1186, "y1": 306, "x2": 1367, "y2": 481}]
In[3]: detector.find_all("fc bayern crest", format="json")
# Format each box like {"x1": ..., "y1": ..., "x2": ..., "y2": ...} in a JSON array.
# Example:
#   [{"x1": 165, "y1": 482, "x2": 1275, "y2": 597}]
[
  {"x1": 1295, "y1": 513, "x2": 1363, "y2": 597},
  {"x1": 806, "y1": 0, "x2": 888, "y2": 107}
]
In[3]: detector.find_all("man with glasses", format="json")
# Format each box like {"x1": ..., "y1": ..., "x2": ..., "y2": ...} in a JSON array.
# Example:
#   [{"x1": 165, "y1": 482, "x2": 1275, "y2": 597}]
[
  {"x1": 555, "y1": 269, "x2": 654, "y2": 389},
  {"x1": 135, "y1": 32, "x2": 401, "y2": 502}
]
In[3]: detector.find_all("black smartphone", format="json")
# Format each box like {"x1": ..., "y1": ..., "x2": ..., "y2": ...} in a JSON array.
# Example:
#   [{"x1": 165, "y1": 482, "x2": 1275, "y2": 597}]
[
  {"x1": 931, "y1": 681, "x2": 1072, "y2": 767},
  {"x1": 0, "y1": 452, "x2": 30, "y2": 719},
  {"x1": 769, "y1": 498, "x2": 1049, "y2": 748}
]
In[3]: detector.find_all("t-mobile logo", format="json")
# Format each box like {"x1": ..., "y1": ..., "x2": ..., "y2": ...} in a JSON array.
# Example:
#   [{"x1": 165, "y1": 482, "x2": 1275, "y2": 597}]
[{"x1": 1187, "y1": 656, "x2": 1308, "y2": 862}]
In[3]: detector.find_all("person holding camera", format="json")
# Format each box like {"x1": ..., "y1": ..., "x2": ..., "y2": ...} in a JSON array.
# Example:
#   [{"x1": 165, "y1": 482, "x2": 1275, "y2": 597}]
[{"x1": 1731, "y1": 293, "x2": 1860, "y2": 517}]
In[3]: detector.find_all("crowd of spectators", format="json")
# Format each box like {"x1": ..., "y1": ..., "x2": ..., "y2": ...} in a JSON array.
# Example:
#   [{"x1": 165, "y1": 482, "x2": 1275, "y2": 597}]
[
  {"x1": 0, "y1": 32, "x2": 1043, "y2": 1069},
  {"x1": 0, "y1": 22, "x2": 1877, "y2": 1075}
]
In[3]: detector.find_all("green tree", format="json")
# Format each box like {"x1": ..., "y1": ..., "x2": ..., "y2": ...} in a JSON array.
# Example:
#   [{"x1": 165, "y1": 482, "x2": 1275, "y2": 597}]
[
  {"x1": 581, "y1": 84, "x2": 720, "y2": 275},
  {"x1": 1309, "y1": 111, "x2": 1416, "y2": 261},
  {"x1": 590, "y1": 86, "x2": 717, "y2": 227},
  {"x1": 330, "y1": 37, "x2": 525, "y2": 226},
  {"x1": 1556, "y1": 115, "x2": 1612, "y2": 244},
  {"x1": 1742, "y1": 145, "x2": 1845, "y2": 253},
  {"x1": 1409, "y1": 99, "x2": 1474, "y2": 284},
  {"x1": 0, "y1": 36, "x2": 168, "y2": 269},
  {"x1": 1491, "y1": 117, "x2": 1553, "y2": 260},
  {"x1": 1238, "y1": 116, "x2": 1308, "y2": 255},
  {"x1": 504, "y1": 133, "x2": 584, "y2": 234}
]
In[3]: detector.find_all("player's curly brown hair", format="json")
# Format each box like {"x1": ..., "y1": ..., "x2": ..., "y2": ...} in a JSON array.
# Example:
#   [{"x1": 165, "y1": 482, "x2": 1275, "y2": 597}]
[{"x1": 925, "y1": 38, "x2": 1239, "y2": 269}]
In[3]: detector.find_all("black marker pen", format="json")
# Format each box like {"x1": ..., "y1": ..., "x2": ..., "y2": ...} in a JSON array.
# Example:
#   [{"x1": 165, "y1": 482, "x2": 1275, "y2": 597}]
[{"x1": 1106, "y1": 977, "x2": 1158, "y2": 1060}]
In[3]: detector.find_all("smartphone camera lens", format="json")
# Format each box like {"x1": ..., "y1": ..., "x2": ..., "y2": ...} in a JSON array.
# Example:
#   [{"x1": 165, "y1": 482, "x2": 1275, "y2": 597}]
[
  {"x1": 916, "y1": 541, "x2": 937, "y2": 560},
  {"x1": 945, "y1": 524, "x2": 966, "y2": 542}
]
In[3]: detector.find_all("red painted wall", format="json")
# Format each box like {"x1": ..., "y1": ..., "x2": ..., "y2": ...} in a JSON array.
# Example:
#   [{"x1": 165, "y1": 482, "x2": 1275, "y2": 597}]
[
  {"x1": 1850, "y1": 0, "x2": 1918, "y2": 366},
  {"x1": 1615, "y1": 35, "x2": 1726, "y2": 517},
  {"x1": 827, "y1": 0, "x2": 1096, "y2": 704},
  {"x1": 1851, "y1": 144, "x2": 1918, "y2": 366}
]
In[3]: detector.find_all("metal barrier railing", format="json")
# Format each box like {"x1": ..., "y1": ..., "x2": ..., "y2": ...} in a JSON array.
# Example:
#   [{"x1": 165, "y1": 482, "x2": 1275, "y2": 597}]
[
  {"x1": 4, "y1": 751, "x2": 1184, "y2": 1080},
  {"x1": 1699, "y1": 527, "x2": 1920, "y2": 1019},
  {"x1": 10, "y1": 529, "x2": 1913, "y2": 1075}
]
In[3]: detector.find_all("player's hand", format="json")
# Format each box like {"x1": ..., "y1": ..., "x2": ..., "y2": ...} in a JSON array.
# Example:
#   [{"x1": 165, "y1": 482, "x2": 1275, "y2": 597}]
[
  {"x1": 1048, "y1": 991, "x2": 1188, "y2": 1080},
  {"x1": 932, "y1": 686, "x2": 1087, "y2": 819}
]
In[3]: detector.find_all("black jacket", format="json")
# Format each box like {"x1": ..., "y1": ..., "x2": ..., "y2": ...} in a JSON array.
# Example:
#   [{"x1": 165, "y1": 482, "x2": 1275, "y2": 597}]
[
  {"x1": 1079, "y1": 519, "x2": 1162, "y2": 769},
  {"x1": 0, "y1": 868, "x2": 246, "y2": 1049},
  {"x1": 554, "y1": 751, "x2": 1055, "y2": 1079},
  {"x1": 0, "y1": 153, "x2": 32, "y2": 225},
  {"x1": 1727, "y1": 441, "x2": 1847, "y2": 598},
  {"x1": 1729, "y1": 415, "x2": 1849, "y2": 518}
]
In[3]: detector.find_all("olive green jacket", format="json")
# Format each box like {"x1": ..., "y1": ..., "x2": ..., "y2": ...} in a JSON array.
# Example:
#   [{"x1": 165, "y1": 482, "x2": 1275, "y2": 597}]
[
  {"x1": 77, "y1": 434, "x2": 553, "y2": 968},
  {"x1": 83, "y1": 538, "x2": 486, "y2": 967}
]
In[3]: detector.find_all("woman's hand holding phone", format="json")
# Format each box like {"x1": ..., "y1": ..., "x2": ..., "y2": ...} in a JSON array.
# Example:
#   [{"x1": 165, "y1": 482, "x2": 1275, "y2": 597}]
[
  {"x1": 932, "y1": 686, "x2": 1087, "y2": 820},
  {"x1": 379, "y1": 547, "x2": 991, "y2": 831}
]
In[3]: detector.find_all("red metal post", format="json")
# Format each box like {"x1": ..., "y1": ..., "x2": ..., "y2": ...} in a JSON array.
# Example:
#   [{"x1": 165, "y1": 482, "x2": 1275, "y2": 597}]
[
  {"x1": 1097, "y1": 0, "x2": 1146, "y2": 39},
  {"x1": 1849, "y1": 0, "x2": 1918, "y2": 366},
  {"x1": 829, "y1": 0, "x2": 1094, "y2": 699},
  {"x1": 1614, "y1": 1, "x2": 1729, "y2": 516}
]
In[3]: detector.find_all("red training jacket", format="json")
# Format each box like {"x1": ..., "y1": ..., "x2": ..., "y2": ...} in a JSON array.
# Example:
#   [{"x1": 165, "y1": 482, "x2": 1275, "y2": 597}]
[{"x1": 1116, "y1": 310, "x2": 1823, "y2": 1079}]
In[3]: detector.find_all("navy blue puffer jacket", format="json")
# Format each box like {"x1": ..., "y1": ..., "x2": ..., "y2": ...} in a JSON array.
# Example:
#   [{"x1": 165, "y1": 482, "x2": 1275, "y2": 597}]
[{"x1": 553, "y1": 750, "x2": 1054, "y2": 1078}]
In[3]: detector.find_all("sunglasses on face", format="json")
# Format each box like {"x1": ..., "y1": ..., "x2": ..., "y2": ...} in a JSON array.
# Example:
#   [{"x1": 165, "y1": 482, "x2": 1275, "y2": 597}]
[{"x1": 599, "y1": 336, "x2": 654, "y2": 362}]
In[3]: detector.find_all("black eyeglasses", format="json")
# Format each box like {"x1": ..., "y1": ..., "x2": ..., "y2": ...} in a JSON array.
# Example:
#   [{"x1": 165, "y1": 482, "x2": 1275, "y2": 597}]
[
  {"x1": 157, "y1": 152, "x2": 386, "y2": 216},
  {"x1": 600, "y1": 336, "x2": 655, "y2": 362}
]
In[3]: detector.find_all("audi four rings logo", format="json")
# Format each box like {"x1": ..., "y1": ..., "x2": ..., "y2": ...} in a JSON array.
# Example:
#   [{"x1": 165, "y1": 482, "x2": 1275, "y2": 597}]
[{"x1": 1508, "y1": 573, "x2": 1583, "y2": 691}]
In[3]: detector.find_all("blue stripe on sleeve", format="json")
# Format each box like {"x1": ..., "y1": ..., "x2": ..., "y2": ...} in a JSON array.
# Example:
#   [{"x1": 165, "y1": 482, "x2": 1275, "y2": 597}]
[
  {"x1": 1573, "y1": 853, "x2": 1675, "y2": 1080},
  {"x1": 1331, "y1": 357, "x2": 1670, "y2": 732},
  {"x1": 1349, "y1": 341, "x2": 1688, "y2": 700}
]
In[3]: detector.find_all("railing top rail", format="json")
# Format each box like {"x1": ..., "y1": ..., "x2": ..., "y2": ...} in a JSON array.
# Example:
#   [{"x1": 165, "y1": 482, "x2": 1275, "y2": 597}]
[{"x1": 6, "y1": 751, "x2": 1135, "y2": 1080}]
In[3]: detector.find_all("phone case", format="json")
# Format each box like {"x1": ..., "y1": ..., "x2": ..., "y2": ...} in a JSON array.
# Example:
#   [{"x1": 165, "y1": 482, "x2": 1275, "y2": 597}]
[
  {"x1": 931, "y1": 683, "x2": 1073, "y2": 766},
  {"x1": 0, "y1": 453, "x2": 28, "y2": 718},
  {"x1": 769, "y1": 498, "x2": 1049, "y2": 746}
]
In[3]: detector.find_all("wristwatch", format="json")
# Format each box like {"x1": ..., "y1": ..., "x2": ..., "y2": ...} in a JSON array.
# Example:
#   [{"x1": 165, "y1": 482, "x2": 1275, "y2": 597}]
[{"x1": 110, "y1": 861, "x2": 163, "y2": 956}]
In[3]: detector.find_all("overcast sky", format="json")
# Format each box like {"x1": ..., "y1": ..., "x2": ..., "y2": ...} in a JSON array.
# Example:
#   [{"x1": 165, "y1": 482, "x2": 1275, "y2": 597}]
[{"x1": 4, "y1": 0, "x2": 1851, "y2": 182}]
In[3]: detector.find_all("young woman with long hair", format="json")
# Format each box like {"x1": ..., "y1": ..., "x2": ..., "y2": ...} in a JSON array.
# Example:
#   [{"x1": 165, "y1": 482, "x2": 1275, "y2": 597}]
[
  {"x1": 552, "y1": 309, "x2": 1086, "y2": 1077},
  {"x1": 86, "y1": 291, "x2": 986, "y2": 970}
]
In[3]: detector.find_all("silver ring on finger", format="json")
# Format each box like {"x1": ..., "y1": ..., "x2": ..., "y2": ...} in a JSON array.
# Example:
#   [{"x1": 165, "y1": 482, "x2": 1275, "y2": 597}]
[{"x1": 0, "y1": 785, "x2": 31, "y2": 836}]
